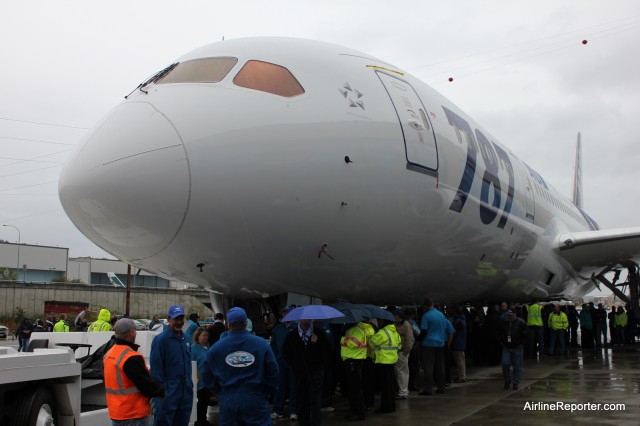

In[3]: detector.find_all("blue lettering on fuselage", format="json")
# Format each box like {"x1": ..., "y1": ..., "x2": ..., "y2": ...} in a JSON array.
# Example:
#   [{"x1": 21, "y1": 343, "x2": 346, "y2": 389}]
[
  {"x1": 577, "y1": 208, "x2": 600, "y2": 231},
  {"x1": 524, "y1": 163, "x2": 548, "y2": 189},
  {"x1": 442, "y1": 107, "x2": 514, "y2": 228}
]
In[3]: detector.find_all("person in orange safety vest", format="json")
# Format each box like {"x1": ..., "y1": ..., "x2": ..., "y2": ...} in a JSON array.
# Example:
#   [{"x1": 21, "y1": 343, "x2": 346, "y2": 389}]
[{"x1": 104, "y1": 318, "x2": 165, "y2": 425}]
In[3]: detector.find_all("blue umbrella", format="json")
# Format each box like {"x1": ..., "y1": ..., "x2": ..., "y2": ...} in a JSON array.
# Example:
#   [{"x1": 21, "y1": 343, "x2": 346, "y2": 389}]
[
  {"x1": 359, "y1": 304, "x2": 395, "y2": 322},
  {"x1": 283, "y1": 305, "x2": 345, "y2": 322},
  {"x1": 329, "y1": 302, "x2": 371, "y2": 324}
]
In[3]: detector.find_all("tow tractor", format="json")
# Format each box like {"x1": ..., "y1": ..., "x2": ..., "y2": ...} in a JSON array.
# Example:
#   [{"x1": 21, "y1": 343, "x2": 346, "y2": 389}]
[{"x1": 0, "y1": 331, "x2": 197, "y2": 426}]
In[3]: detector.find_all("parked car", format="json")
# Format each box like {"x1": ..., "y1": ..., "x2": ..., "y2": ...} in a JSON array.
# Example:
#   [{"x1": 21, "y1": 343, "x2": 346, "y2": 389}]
[
  {"x1": 137, "y1": 319, "x2": 152, "y2": 328},
  {"x1": 151, "y1": 319, "x2": 167, "y2": 332},
  {"x1": 0, "y1": 325, "x2": 8, "y2": 339},
  {"x1": 132, "y1": 319, "x2": 148, "y2": 331},
  {"x1": 200, "y1": 317, "x2": 216, "y2": 326}
]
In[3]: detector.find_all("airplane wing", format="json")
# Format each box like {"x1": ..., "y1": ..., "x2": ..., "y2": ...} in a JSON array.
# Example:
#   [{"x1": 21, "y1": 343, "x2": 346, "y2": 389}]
[{"x1": 555, "y1": 227, "x2": 640, "y2": 272}]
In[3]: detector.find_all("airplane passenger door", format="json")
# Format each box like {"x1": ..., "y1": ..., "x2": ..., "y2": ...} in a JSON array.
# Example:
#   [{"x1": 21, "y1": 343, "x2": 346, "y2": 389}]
[
  {"x1": 376, "y1": 72, "x2": 439, "y2": 173},
  {"x1": 516, "y1": 162, "x2": 535, "y2": 222}
]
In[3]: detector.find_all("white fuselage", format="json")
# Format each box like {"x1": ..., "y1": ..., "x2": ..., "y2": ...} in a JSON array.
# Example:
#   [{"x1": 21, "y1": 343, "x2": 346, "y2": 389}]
[{"x1": 58, "y1": 38, "x2": 597, "y2": 304}]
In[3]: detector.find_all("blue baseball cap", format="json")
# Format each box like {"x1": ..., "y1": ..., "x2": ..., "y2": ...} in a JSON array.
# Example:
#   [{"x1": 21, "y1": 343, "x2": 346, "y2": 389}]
[
  {"x1": 167, "y1": 305, "x2": 185, "y2": 318},
  {"x1": 227, "y1": 307, "x2": 248, "y2": 323}
]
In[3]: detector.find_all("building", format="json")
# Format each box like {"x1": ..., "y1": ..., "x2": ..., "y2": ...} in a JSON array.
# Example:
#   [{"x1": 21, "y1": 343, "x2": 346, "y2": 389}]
[
  {"x1": 68, "y1": 257, "x2": 171, "y2": 288},
  {"x1": 0, "y1": 241, "x2": 67, "y2": 283},
  {"x1": 0, "y1": 241, "x2": 195, "y2": 289}
]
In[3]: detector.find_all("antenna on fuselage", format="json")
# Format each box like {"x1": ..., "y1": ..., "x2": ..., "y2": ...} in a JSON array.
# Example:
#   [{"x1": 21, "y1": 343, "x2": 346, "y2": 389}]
[{"x1": 572, "y1": 132, "x2": 583, "y2": 209}]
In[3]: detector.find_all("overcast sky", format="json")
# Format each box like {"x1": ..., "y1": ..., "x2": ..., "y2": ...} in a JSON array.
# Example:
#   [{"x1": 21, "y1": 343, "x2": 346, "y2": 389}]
[{"x1": 1, "y1": 0, "x2": 639, "y2": 269}]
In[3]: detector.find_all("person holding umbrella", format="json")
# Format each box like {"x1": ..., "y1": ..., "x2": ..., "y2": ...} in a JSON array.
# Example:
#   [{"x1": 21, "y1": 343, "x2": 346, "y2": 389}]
[
  {"x1": 341, "y1": 320, "x2": 374, "y2": 422},
  {"x1": 271, "y1": 306, "x2": 298, "y2": 421},
  {"x1": 75, "y1": 310, "x2": 88, "y2": 332},
  {"x1": 282, "y1": 305, "x2": 341, "y2": 426}
]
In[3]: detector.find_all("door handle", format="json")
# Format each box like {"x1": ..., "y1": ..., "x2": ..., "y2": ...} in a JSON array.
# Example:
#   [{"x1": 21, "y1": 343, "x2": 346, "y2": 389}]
[{"x1": 407, "y1": 119, "x2": 424, "y2": 131}]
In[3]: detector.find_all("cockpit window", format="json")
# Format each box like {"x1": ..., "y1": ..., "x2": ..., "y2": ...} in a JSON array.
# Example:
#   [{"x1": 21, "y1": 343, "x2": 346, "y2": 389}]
[
  {"x1": 233, "y1": 60, "x2": 304, "y2": 97},
  {"x1": 156, "y1": 57, "x2": 238, "y2": 84}
]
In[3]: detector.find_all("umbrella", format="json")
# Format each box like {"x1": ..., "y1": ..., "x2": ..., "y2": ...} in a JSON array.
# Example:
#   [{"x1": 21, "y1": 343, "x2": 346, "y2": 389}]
[
  {"x1": 329, "y1": 302, "x2": 371, "y2": 324},
  {"x1": 359, "y1": 304, "x2": 395, "y2": 322},
  {"x1": 74, "y1": 310, "x2": 86, "y2": 326},
  {"x1": 283, "y1": 305, "x2": 345, "y2": 322}
]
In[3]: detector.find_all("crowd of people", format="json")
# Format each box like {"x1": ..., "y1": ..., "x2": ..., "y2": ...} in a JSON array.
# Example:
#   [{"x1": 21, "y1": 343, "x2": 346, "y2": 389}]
[
  {"x1": 11, "y1": 300, "x2": 638, "y2": 425},
  {"x1": 14, "y1": 308, "x2": 112, "y2": 351},
  {"x1": 119, "y1": 300, "x2": 640, "y2": 425}
]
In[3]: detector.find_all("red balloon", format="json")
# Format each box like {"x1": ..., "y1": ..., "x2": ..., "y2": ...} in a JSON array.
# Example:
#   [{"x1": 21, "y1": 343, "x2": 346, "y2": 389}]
[
  {"x1": 582, "y1": 39, "x2": 588, "y2": 45},
  {"x1": 448, "y1": 77, "x2": 454, "y2": 82}
]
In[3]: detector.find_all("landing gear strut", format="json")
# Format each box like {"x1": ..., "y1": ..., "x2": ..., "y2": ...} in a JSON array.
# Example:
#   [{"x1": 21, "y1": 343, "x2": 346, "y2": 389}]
[{"x1": 593, "y1": 261, "x2": 639, "y2": 311}]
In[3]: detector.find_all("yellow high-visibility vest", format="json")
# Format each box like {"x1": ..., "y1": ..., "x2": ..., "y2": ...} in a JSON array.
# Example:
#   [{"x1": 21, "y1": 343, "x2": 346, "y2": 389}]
[
  {"x1": 527, "y1": 304, "x2": 543, "y2": 326},
  {"x1": 548, "y1": 312, "x2": 568, "y2": 330},
  {"x1": 615, "y1": 312, "x2": 628, "y2": 328},
  {"x1": 53, "y1": 320, "x2": 69, "y2": 332},
  {"x1": 341, "y1": 322, "x2": 371, "y2": 360},
  {"x1": 369, "y1": 324, "x2": 401, "y2": 364}
]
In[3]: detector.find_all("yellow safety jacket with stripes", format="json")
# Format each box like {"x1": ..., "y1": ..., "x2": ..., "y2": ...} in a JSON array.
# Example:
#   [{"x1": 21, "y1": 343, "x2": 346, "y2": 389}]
[
  {"x1": 369, "y1": 323, "x2": 402, "y2": 364},
  {"x1": 88, "y1": 320, "x2": 112, "y2": 332},
  {"x1": 548, "y1": 311, "x2": 568, "y2": 331},
  {"x1": 527, "y1": 303, "x2": 543, "y2": 327},
  {"x1": 341, "y1": 322, "x2": 374, "y2": 360},
  {"x1": 103, "y1": 344, "x2": 150, "y2": 420},
  {"x1": 89, "y1": 309, "x2": 112, "y2": 332}
]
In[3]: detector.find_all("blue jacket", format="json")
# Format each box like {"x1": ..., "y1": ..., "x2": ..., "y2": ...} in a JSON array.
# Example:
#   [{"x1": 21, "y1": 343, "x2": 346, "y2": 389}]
[
  {"x1": 579, "y1": 309, "x2": 593, "y2": 330},
  {"x1": 191, "y1": 343, "x2": 210, "y2": 390},
  {"x1": 203, "y1": 329, "x2": 278, "y2": 397},
  {"x1": 150, "y1": 328, "x2": 193, "y2": 425},
  {"x1": 184, "y1": 320, "x2": 198, "y2": 345},
  {"x1": 420, "y1": 308, "x2": 455, "y2": 348}
]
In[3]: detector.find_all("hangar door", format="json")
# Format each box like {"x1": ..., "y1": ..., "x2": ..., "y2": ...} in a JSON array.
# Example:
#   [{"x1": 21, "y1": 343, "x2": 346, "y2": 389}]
[{"x1": 377, "y1": 72, "x2": 438, "y2": 173}]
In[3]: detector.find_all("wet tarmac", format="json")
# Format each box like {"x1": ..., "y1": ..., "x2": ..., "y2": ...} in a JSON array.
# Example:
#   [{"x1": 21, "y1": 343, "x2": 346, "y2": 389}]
[
  {"x1": 4, "y1": 338, "x2": 637, "y2": 424},
  {"x1": 209, "y1": 345, "x2": 640, "y2": 425}
]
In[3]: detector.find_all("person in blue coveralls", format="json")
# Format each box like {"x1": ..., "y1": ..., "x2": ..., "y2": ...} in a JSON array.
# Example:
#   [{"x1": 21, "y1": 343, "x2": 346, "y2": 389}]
[
  {"x1": 202, "y1": 307, "x2": 279, "y2": 426},
  {"x1": 184, "y1": 313, "x2": 200, "y2": 345},
  {"x1": 150, "y1": 305, "x2": 193, "y2": 426}
]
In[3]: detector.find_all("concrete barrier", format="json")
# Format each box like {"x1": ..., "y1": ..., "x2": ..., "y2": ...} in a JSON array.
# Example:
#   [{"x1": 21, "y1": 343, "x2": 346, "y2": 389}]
[{"x1": 0, "y1": 282, "x2": 214, "y2": 318}]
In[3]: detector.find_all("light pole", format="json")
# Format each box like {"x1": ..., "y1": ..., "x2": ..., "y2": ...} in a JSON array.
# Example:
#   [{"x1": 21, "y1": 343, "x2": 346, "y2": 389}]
[{"x1": 2, "y1": 224, "x2": 20, "y2": 280}]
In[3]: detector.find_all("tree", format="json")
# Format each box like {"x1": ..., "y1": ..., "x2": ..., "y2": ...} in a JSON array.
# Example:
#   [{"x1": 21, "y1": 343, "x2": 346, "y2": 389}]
[
  {"x1": 0, "y1": 267, "x2": 18, "y2": 281},
  {"x1": 13, "y1": 306, "x2": 26, "y2": 322}
]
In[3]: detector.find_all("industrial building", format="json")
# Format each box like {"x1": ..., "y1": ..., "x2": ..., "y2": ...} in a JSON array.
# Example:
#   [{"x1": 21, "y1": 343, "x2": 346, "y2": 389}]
[{"x1": 0, "y1": 241, "x2": 193, "y2": 288}]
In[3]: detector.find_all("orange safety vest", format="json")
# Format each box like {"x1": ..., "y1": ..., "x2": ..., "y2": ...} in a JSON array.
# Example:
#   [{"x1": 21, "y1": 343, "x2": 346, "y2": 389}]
[{"x1": 103, "y1": 344, "x2": 151, "y2": 420}]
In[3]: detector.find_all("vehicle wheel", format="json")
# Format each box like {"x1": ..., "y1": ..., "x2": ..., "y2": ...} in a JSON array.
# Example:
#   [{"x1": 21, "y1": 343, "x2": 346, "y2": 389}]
[{"x1": 10, "y1": 387, "x2": 56, "y2": 426}]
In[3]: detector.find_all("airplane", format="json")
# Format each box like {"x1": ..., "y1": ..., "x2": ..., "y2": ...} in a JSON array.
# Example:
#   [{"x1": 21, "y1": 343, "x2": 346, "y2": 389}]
[{"x1": 58, "y1": 37, "x2": 640, "y2": 310}]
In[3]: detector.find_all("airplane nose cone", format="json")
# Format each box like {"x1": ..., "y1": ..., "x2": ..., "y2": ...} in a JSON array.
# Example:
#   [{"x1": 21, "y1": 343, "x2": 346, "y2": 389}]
[{"x1": 59, "y1": 102, "x2": 190, "y2": 260}]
